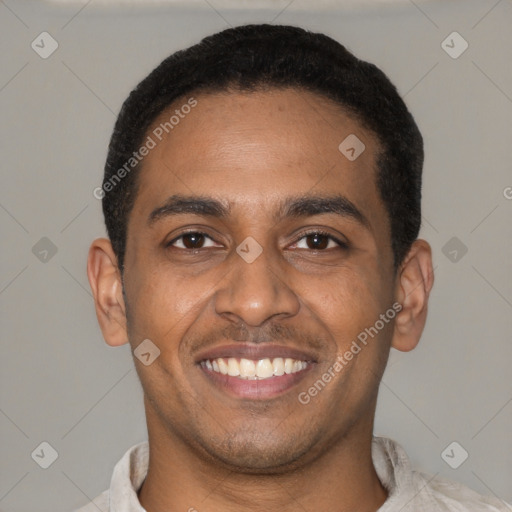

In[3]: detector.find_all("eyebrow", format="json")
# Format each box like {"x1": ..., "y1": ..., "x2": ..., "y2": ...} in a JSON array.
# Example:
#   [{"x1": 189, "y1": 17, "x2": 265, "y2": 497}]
[
  {"x1": 148, "y1": 195, "x2": 230, "y2": 226},
  {"x1": 147, "y1": 193, "x2": 371, "y2": 232},
  {"x1": 280, "y1": 194, "x2": 371, "y2": 231}
]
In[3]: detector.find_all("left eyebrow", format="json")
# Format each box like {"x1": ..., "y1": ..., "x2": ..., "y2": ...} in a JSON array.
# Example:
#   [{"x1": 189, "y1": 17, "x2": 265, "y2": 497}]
[{"x1": 277, "y1": 194, "x2": 372, "y2": 233}]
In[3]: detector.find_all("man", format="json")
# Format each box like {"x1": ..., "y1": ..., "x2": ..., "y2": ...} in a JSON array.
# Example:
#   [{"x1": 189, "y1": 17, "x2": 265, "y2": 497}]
[{"x1": 82, "y1": 24, "x2": 509, "y2": 511}]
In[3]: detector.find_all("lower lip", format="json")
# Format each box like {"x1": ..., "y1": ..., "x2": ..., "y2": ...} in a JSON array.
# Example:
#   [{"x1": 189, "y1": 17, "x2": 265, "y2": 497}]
[{"x1": 198, "y1": 364, "x2": 314, "y2": 400}]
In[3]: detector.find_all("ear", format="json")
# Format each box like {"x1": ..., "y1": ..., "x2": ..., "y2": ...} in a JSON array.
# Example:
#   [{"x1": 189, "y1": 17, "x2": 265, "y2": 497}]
[
  {"x1": 391, "y1": 239, "x2": 434, "y2": 352},
  {"x1": 87, "y1": 238, "x2": 129, "y2": 347}
]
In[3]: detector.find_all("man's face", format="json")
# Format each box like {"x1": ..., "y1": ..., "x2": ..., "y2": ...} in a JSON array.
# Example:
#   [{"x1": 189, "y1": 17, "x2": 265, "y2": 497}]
[{"x1": 123, "y1": 88, "x2": 397, "y2": 471}]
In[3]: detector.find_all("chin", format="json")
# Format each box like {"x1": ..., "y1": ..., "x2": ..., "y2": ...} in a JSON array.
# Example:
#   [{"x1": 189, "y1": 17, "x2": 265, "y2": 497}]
[{"x1": 197, "y1": 429, "x2": 317, "y2": 474}]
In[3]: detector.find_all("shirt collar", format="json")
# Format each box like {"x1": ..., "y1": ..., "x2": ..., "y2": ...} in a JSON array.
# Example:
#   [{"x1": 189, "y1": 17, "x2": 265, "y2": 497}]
[
  {"x1": 109, "y1": 440, "x2": 149, "y2": 512},
  {"x1": 107, "y1": 436, "x2": 431, "y2": 511}
]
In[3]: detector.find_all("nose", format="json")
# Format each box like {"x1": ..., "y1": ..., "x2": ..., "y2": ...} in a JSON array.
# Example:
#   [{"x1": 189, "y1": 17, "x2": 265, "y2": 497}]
[{"x1": 214, "y1": 244, "x2": 300, "y2": 327}]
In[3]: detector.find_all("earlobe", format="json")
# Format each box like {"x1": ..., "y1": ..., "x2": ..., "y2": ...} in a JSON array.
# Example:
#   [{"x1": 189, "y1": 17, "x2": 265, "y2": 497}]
[
  {"x1": 391, "y1": 239, "x2": 434, "y2": 352},
  {"x1": 87, "y1": 238, "x2": 129, "y2": 347}
]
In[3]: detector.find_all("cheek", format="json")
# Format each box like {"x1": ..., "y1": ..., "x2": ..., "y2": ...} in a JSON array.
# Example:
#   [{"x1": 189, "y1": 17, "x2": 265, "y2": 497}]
[
  {"x1": 309, "y1": 265, "x2": 391, "y2": 350},
  {"x1": 131, "y1": 260, "x2": 200, "y2": 312},
  {"x1": 320, "y1": 263, "x2": 383, "y2": 311},
  {"x1": 125, "y1": 265, "x2": 189, "y2": 342},
  {"x1": 125, "y1": 263, "x2": 220, "y2": 369},
  {"x1": 126, "y1": 272, "x2": 199, "y2": 393}
]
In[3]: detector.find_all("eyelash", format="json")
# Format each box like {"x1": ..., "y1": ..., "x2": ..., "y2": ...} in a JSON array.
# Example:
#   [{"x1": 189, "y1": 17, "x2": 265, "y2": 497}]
[
  {"x1": 166, "y1": 229, "x2": 348, "y2": 251},
  {"x1": 294, "y1": 229, "x2": 349, "y2": 250}
]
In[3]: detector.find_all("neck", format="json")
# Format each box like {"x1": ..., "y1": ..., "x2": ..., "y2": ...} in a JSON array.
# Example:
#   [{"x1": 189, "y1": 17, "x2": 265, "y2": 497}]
[{"x1": 138, "y1": 403, "x2": 388, "y2": 512}]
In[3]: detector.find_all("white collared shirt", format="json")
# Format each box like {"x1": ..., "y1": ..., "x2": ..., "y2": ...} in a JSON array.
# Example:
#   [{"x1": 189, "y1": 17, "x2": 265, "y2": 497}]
[{"x1": 74, "y1": 436, "x2": 510, "y2": 511}]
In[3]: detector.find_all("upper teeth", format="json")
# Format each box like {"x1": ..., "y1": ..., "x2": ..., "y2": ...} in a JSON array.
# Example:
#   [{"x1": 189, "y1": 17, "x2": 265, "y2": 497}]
[{"x1": 201, "y1": 357, "x2": 308, "y2": 379}]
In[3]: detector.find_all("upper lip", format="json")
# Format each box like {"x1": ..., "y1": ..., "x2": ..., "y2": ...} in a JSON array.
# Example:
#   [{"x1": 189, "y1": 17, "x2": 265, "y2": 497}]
[{"x1": 194, "y1": 343, "x2": 318, "y2": 364}]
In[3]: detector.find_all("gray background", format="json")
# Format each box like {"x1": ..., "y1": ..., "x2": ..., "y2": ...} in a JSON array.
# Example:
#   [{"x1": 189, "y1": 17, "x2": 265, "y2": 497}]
[{"x1": 1, "y1": 0, "x2": 511, "y2": 510}]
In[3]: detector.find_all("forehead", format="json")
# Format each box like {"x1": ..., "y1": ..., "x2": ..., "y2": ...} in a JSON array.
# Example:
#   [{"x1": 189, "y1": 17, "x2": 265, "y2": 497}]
[{"x1": 131, "y1": 88, "x2": 386, "y2": 233}]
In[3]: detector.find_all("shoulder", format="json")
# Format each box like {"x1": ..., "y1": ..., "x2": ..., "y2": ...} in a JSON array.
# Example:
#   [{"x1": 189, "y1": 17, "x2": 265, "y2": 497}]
[
  {"x1": 72, "y1": 489, "x2": 109, "y2": 512},
  {"x1": 416, "y1": 471, "x2": 511, "y2": 512},
  {"x1": 372, "y1": 437, "x2": 510, "y2": 512},
  {"x1": 71, "y1": 441, "x2": 148, "y2": 512}
]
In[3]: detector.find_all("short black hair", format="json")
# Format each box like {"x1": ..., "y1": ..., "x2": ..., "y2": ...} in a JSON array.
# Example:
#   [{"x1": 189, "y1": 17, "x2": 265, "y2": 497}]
[{"x1": 102, "y1": 24, "x2": 423, "y2": 274}]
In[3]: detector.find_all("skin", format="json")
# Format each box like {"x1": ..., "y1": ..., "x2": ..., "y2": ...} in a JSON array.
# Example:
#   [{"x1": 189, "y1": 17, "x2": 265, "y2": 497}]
[{"x1": 87, "y1": 88, "x2": 434, "y2": 512}]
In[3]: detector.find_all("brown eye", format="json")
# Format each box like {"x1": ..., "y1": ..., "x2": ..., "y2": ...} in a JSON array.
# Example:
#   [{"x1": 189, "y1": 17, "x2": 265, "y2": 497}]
[
  {"x1": 181, "y1": 233, "x2": 205, "y2": 249},
  {"x1": 168, "y1": 232, "x2": 219, "y2": 250},
  {"x1": 305, "y1": 233, "x2": 329, "y2": 250},
  {"x1": 292, "y1": 231, "x2": 347, "y2": 251}
]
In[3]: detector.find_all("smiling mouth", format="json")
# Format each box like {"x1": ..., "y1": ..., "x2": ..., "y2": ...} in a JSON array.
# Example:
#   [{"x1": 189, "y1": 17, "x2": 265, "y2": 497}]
[
  {"x1": 195, "y1": 344, "x2": 317, "y2": 399},
  {"x1": 200, "y1": 357, "x2": 309, "y2": 380}
]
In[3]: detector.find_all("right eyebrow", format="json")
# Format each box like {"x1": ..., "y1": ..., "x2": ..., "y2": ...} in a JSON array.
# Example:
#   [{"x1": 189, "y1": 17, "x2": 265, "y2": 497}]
[{"x1": 147, "y1": 194, "x2": 230, "y2": 227}]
